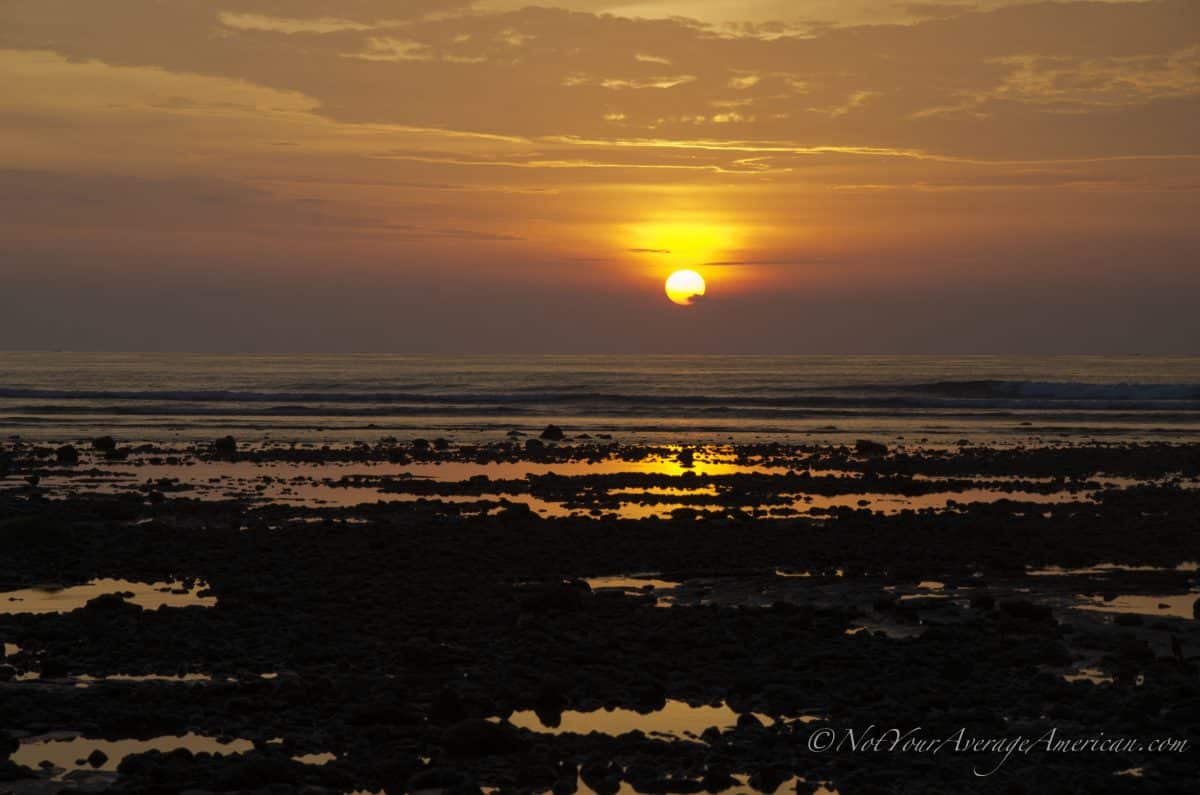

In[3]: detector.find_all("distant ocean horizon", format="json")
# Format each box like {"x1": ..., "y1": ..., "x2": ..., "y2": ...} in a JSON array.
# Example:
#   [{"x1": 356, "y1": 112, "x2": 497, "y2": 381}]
[{"x1": 2, "y1": 352, "x2": 1198, "y2": 446}]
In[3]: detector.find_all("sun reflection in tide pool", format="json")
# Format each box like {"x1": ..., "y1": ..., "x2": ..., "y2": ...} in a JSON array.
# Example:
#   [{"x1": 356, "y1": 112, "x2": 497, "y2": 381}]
[{"x1": 505, "y1": 700, "x2": 774, "y2": 739}]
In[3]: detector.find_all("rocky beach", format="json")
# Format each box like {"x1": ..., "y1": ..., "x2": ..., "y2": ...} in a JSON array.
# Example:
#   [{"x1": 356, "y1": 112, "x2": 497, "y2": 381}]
[{"x1": 2, "y1": 432, "x2": 1197, "y2": 793}]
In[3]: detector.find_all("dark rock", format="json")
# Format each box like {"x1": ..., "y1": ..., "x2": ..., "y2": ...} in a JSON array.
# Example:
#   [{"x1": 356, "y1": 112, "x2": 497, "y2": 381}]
[
  {"x1": 855, "y1": 439, "x2": 888, "y2": 456},
  {"x1": 212, "y1": 435, "x2": 238, "y2": 458},
  {"x1": 348, "y1": 704, "x2": 421, "y2": 726},
  {"x1": 999, "y1": 599, "x2": 1053, "y2": 621},
  {"x1": 970, "y1": 593, "x2": 995, "y2": 611},
  {"x1": 0, "y1": 732, "x2": 18, "y2": 760},
  {"x1": 748, "y1": 766, "x2": 790, "y2": 793},
  {"x1": 430, "y1": 688, "x2": 467, "y2": 724},
  {"x1": 534, "y1": 678, "x2": 568, "y2": 714},
  {"x1": 552, "y1": 776, "x2": 579, "y2": 795},
  {"x1": 1114, "y1": 613, "x2": 1143, "y2": 627},
  {"x1": 374, "y1": 756, "x2": 420, "y2": 795},
  {"x1": 87, "y1": 749, "x2": 108, "y2": 768},
  {"x1": 540, "y1": 424, "x2": 565, "y2": 441},
  {"x1": 56, "y1": 444, "x2": 80, "y2": 464},
  {"x1": 630, "y1": 775, "x2": 704, "y2": 794},
  {"x1": 735, "y1": 712, "x2": 764, "y2": 730},
  {"x1": 214, "y1": 754, "x2": 302, "y2": 789},
  {"x1": 0, "y1": 759, "x2": 37, "y2": 782},
  {"x1": 408, "y1": 767, "x2": 483, "y2": 795},
  {"x1": 524, "y1": 438, "x2": 545, "y2": 453},
  {"x1": 441, "y1": 718, "x2": 527, "y2": 756},
  {"x1": 92, "y1": 435, "x2": 117, "y2": 452},
  {"x1": 498, "y1": 501, "x2": 537, "y2": 521},
  {"x1": 702, "y1": 766, "x2": 735, "y2": 792},
  {"x1": 580, "y1": 763, "x2": 621, "y2": 795},
  {"x1": 39, "y1": 657, "x2": 69, "y2": 678},
  {"x1": 518, "y1": 580, "x2": 592, "y2": 612},
  {"x1": 434, "y1": 438, "x2": 450, "y2": 450},
  {"x1": 85, "y1": 593, "x2": 138, "y2": 611},
  {"x1": 412, "y1": 438, "x2": 431, "y2": 451}
]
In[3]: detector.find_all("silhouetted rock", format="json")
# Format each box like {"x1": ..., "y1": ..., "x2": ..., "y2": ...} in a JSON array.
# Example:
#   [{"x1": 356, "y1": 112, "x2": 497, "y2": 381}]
[
  {"x1": 441, "y1": 718, "x2": 527, "y2": 756},
  {"x1": 374, "y1": 755, "x2": 420, "y2": 795},
  {"x1": 0, "y1": 759, "x2": 36, "y2": 782},
  {"x1": 55, "y1": 444, "x2": 80, "y2": 464},
  {"x1": 518, "y1": 580, "x2": 592, "y2": 612},
  {"x1": 748, "y1": 766, "x2": 789, "y2": 793},
  {"x1": 702, "y1": 766, "x2": 735, "y2": 792},
  {"x1": 92, "y1": 435, "x2": 117, "y2": 452},
  {"x1": 212, "y1": 435, "x2": 237, "y2": 458},
  {"x1": 581, "y1": 763, "x2": 621, "y2": 795},
  {"x1": 408, "y1": 767, "x2": 483, "y2": 795},
  {"x1": 430, "y1": 688, "x2": 467, "y2": 724},
  {"x1": 540, "y1": 424, "x2": 565, "y2": 441},
  {"x1": 970, "y1": 593, "x2": 995, "y2": 611},
  {"x1": 999, "y1": 599, "x2": 1053, "y2": 621},
  {"x1": 855, "y1": 439, "x2": 888, "y2": 456},
  {"x1": 39, "y1": 657, "x2": 69, "y2": 678},
  {"x1": 87, "y1": 749, "x2": 108, "y2": 768},
  {"x1": 85, "y1": 593, "x2": 137, "y2": 611},
  {"x1": 0, "y1": 732, "x2": 18, "y2": 760}
]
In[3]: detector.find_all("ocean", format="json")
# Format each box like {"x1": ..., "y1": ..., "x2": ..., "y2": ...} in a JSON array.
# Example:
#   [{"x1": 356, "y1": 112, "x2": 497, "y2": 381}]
[{"x1": 1, "y1": 352, "x2": 1198, "y2": 446}]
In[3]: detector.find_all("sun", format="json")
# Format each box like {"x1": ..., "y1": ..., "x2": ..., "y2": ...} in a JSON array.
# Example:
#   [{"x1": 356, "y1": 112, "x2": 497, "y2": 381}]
[{"x1": 665, "y1": 270, "x2": 706, "y2": 306}]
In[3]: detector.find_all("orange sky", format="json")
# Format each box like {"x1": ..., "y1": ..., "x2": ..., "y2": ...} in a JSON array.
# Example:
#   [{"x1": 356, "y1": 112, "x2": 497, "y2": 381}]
[{"x1": 1, "y1": 1, "x2": 1197, "y2": 352}]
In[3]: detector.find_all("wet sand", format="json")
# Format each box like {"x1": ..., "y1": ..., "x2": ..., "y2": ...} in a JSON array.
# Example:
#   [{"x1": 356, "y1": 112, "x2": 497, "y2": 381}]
[{"x1": 1, "y1": 436, "x2": 1198, "y2": 793}]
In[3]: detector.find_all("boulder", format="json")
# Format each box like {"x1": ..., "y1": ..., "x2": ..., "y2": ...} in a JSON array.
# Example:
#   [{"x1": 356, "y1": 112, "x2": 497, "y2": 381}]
[
  {"x1": 92, "y1": 436, "x2": 117, "y2": 453},
  {"x1": 580, "y1": 763, "x2": 621, "y2": 795},
  {"x1": 539, "y1": 424, "x2": 565, "y2": 441},
  {"x1": 855, "y1": 439, "x2": 888, "y2": 456},
  {"x1": 212, "y1": 435, "x2": 238, "y2": 458},
  {"x1": 55, "y1": 445, "x2": 80, "y2": 465},
  {"x1": 85, "y1": 593, "x2": 138, "y2": 611}
]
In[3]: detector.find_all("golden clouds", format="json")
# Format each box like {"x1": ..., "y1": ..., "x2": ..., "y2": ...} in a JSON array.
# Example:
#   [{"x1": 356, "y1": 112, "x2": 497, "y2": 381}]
[{"x1": 0, "y1": 0, "x2": 1197, "y2": 308}]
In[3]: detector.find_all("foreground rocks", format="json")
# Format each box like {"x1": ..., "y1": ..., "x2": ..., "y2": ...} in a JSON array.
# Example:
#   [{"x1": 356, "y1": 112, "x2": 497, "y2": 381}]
[{"x1": 0, "y1": 441, "x2": 1198, "y2": 793}]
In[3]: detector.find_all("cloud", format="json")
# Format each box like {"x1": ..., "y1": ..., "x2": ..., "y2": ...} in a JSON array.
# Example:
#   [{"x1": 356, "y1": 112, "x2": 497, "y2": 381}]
[
  {"x1": 1, "y1": 0, "x2": 1197, "y2": 161},
  {"x1": 629, "y1": 247, "x2": 672, "y2": 254},
  {"x1": 899, "y1": 3, "x2": 977, "y2": 20}
]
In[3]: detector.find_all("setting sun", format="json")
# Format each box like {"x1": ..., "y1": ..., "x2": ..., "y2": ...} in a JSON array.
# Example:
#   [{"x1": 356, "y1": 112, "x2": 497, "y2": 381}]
[{"x1": 665, "y1": 269, "x2": 706, "y2": 306}]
